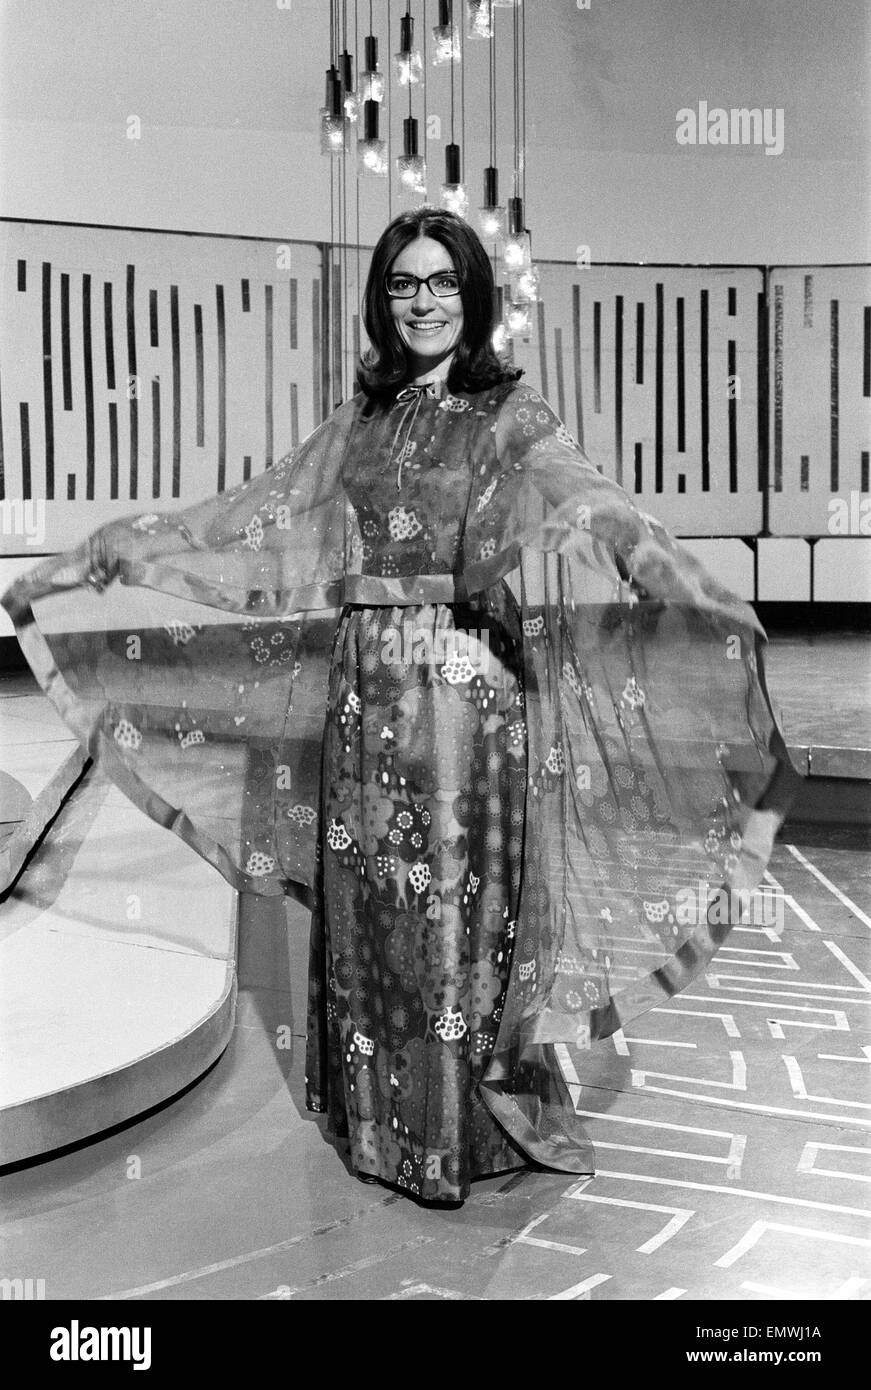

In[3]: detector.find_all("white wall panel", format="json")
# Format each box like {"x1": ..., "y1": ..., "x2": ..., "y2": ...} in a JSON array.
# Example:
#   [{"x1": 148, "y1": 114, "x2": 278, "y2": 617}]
[
  {"x1": 814, "y1": 538, "x2": 871, "y2": 602},
  {"x1": 757, "y1": 537, "x2": 812, "y2": 601},
  {"x1": 768, "y1": 266, "x2": 871, "y2": 537}
]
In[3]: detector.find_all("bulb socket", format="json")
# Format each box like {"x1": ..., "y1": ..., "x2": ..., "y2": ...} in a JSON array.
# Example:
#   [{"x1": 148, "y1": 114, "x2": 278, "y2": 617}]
[
  {"x1": 363, "y1": 100, "x2": 380, "y2": 140},
  {"x1": 403, "y1": 116, "x2": 419, "y2": 157},
  {"x1": 324, "y1": 67, "x2": 343, "y2": 117}
]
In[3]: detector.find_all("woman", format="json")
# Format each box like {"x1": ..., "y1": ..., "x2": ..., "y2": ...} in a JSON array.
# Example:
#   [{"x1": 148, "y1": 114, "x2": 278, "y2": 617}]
[{"x1": 2, "y1": 209, "x2": 802, "y2": 1205}]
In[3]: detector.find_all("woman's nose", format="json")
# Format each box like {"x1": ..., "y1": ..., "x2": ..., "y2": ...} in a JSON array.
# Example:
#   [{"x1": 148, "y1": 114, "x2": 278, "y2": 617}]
[{"x1": 410, "y1": 285, "x2": 438, "y2": 309}]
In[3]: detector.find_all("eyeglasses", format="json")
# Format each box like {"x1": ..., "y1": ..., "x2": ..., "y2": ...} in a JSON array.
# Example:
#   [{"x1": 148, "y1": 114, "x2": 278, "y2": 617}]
[{"x1": 385, "y1": 271, "x2": 461, "y2": 299}]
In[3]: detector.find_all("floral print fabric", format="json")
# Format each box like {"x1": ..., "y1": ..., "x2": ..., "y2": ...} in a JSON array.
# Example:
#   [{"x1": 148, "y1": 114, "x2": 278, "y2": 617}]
[{"x1": 306, "y1": 599, "x2": 527, "y2": 1200}]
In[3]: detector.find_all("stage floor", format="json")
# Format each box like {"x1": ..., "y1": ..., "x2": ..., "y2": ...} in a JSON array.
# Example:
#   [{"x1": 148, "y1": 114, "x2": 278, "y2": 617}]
[
  {"x1": 763, "y1": 631, "x2": 870, "y2": 752},
  {"x1": 1, "y1": 821, "x2": 869, "y2": 1302}
]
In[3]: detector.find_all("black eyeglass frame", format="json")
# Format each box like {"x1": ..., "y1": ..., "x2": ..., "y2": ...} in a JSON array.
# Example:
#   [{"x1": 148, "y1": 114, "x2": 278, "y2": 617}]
[{"x1": 384, "y1": 271, "x2": 462, "y2": 299}]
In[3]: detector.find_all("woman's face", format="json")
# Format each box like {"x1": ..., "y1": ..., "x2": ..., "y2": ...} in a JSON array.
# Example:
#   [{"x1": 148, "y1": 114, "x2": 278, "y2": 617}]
[{"x1": 386, "y1": 235, "x2": 465, "y2": 382}]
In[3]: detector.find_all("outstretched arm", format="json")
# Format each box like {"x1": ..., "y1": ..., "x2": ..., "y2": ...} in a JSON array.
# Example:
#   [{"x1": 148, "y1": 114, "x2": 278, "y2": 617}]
[{"x1": 2, "y1": 402, "x2": 358, "y2": 621}]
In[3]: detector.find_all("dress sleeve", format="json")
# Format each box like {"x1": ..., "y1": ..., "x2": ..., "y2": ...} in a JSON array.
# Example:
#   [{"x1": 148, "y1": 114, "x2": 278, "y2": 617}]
[
  {"x1": 0, "y1": 402, "x2": 363, "y2": 902},
  {"x1": 474, "y1": 382, "x2": 805, "y2": 1172},
  {"x1": 465, "y1": 382, "x2": 755, "y2": 621},
  {"x1": 3, "y1": 402, "x2": 359, "y2": 623}
]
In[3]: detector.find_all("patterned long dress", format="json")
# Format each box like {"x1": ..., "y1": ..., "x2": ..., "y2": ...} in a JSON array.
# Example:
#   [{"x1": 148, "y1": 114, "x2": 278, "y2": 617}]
[
  {"x1": 305, "y1": 384, "x2": 531, "y2": 1202},
  {"x1": 3, "y1": 373, "x2": 801, "y2": 1202}
]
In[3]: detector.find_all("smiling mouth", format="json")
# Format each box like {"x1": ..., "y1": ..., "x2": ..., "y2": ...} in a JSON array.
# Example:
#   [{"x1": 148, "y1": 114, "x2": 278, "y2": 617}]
[{"x1": 407, "y1": 321, "x2": 447, "y2": 332}]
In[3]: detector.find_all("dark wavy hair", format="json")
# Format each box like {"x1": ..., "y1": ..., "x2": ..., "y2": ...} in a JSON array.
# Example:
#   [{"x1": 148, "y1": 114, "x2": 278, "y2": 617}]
[{"x1": 356, "y1": 207, "x2": 520, "y2": 400}]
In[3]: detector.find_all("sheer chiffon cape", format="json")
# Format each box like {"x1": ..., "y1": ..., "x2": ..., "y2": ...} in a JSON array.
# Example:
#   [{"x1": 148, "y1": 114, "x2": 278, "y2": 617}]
[{"x1": 2, "y1": 379, "x2": 803, "y2": 1173}]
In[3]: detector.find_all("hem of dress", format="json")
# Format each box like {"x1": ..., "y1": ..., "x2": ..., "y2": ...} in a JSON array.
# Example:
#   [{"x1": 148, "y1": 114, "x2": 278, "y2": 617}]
[{"x1": 477, "y1": 1079, "x2": 596, "y2": 1176}]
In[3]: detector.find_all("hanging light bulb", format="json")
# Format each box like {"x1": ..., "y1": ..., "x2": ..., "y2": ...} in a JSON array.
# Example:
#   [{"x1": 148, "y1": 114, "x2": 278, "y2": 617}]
[
  {"x1": 432, "y1": 0, "x2": 461, "y2": 64},
  {"x1": 394, "y1": 13, "x2": 423, "y2": 85},
  {"x1": 466, "y1": 0, "x2": 494, "y2": 39},
  {"x1": 505, "y1": 301, "x2": 533, "y2": 337},
  {"x1": 503, "y1": 195, "x2": 531, "y2": 269},
  {"x1": 503, "y1": 208, "x2": 535, "y2": 336},
  {"x1": 319, "y1": 111, "x2": 346, "y2": 154},
  {"x1": 442, "y1": 184, "x2": 470, "y2": 217},
  {"x1": 319, "y1": 66, "x2": 346, "y2": 156},
  {"x1": 479, "y1": 205, "x2": 506, "y2": 239},
  {"x1": 508, "y1": 265, "x2": 540, "y2": 303},
  {"x1": 492, "y1": 320, "x2": 510, "y2": 354},
  {"x1": 358, "y1": 99, "x2": 387, "y2": 176},
  {"x1": 478, "y1": 166, "x2": 506, "y2": 240},
  {"x1": 491, "y1": 285, "x2": 510, "y2": 356},
  {"x1": 503, "y1": 232, "x2": 531, "y2": 269},
  {"x1": 359, "y1": 34, "x2": 385, "y2": 102},
  {"x1": 396, "y1": 116, "x2": 426, "y2": 196},
  {"x1": 440, "y1": 143, "x2": 469, "y2": 218},
  {"x1": 340, "y1": 50, "x2": 359, "y2": 123}
]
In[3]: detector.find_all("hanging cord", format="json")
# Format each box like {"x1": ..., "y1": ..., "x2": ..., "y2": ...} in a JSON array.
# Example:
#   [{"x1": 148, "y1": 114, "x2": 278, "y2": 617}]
[
  {"x1": 489, "y1": 14, "x2": 497, "y2": 296},
  {"x1": 459, "y1": 0, "x2": 465, "y2": 169},
  {"x1": 327, "y1": 4, "x2": 336, "y2": 414},
  {"x1": 407, "y1": 2, "x2": 412, "y2": 122},
  {"x1": 355, "y1": 0, "x2": 361, "y2": 391},
  {"x1": 329, "y1": 120, "x2": 335, "y2": 280},
  {"x1": 344, "y1": 1, "x2": 351, "y2": 398},
  {"x1": 512, "y1": 0, "x2": 519, "y2": 199},
  {"x1": 422, "y1": 0, "x2": 427, "y2": 165},
  {"x1": 520, "y1": 0, "x2": 526, "y2": 206},
  {"x1": 449, "y1": 2, "x2": 456, "y2": 144},
  {"x1": 387, "y1": 0, "x2": 393, "y2": 222},
  {"x1": 489, "y1": 3, "x2": 496, "y2": 170}
]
